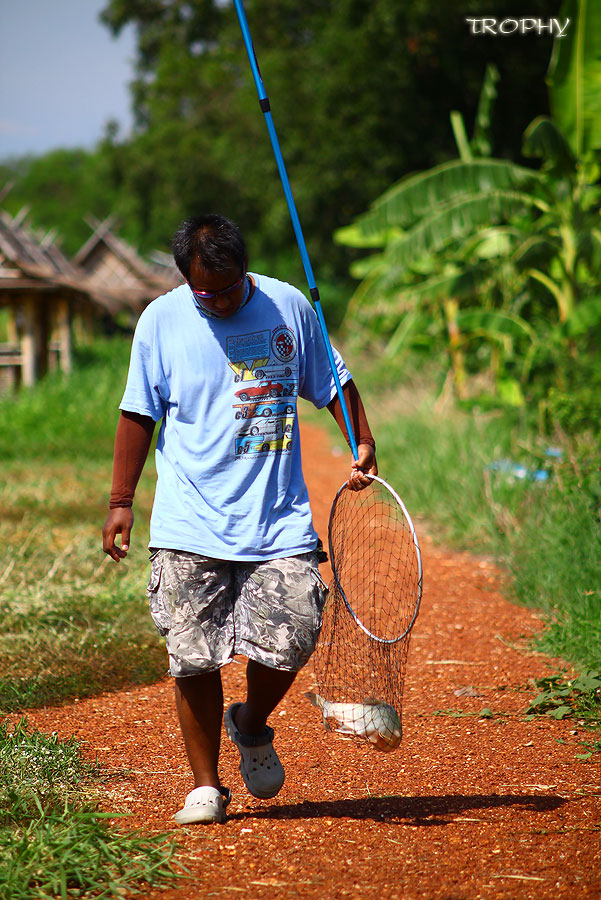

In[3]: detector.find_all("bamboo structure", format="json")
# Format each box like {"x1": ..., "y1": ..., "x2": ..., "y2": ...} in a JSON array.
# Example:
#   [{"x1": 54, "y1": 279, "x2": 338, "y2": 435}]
[
  {"x1": 0, "y1": 210, "x2": 181, "y2": 391},
  {"x1": 74, "y1": 215, "x2": 181, "y2": 315}
]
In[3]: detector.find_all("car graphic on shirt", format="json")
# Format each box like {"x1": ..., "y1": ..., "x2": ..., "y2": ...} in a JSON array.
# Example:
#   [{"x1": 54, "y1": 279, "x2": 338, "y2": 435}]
[
  {"x1": 249, "y1": 365, "x2": 293, "y2": 381},
  {"x1": 244, "y1": 416, "x2": 294, "y2": 438},
  {"x1": 236, "y1": 416, "x2": 294, "y2": 439},
  {"x1": 235, "y1": 434, "x2": 293, "y2": 455},
  {"x1": 234, "y1": 381, "x2": 297, "y2": 402},
  {"x1": 234, "y1": 364, "x2": 293, "y2": 383},
  {"x1": 234, "y1": 399, "x2": 296, "y2": 420}
]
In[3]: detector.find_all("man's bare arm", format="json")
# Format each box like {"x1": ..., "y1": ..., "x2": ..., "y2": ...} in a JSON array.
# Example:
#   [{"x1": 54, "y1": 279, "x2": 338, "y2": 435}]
[
  {"x1": 102, "y1": 411, "x2": 155, "y2": 561},
  {"x1": 327, "y1": 380, "x2": 377, "y2": 490}
]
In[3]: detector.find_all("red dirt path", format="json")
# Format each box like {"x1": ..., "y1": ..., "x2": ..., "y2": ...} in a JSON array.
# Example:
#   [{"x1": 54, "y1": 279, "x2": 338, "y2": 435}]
[{"x1": 23, "y1": 422, "x2": 601, "y2": 899}]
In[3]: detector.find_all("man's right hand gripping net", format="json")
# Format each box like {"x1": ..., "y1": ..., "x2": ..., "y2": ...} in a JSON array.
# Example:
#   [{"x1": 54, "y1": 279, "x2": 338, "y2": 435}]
[{"x1": 309, "y1": 476, "x2": 422, "y2": 752}]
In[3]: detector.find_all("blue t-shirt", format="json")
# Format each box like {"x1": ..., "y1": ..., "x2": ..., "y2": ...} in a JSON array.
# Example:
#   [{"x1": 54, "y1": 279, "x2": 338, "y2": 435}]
[{"x1": 120, "y1": 273, "x2": 351, "y2": 560}]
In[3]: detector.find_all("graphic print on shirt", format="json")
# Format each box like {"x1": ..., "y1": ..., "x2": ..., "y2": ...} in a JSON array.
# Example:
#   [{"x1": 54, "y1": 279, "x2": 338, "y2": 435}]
[{"x1": 227, "y1": 327, "x2": 298, "y2": 457}]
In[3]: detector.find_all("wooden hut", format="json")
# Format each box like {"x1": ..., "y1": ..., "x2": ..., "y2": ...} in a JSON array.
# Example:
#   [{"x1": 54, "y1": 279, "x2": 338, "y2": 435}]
[
  {"x1": 0, "y1": 210, "x2": 124, "y2": 389},
  {"x1": 0, "y1": 211, "x2": 181, "y2": 391},
  {"x1": 74, "y1": 216, "x2": 181, "y2": 316}
]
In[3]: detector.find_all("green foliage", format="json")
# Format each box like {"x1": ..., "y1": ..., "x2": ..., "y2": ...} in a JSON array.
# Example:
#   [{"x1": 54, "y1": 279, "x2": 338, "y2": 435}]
[
  {"x1": 0, "y1": 148, "x2": 123, "y2": 258},
  {"x1": 525, "y1": 671, "x2": 601, "y2": 726},
  {"x1": 547, "y1": 0, "x2": 601, "y2": 158},
  {"x1": 0, "y1": 338, "x2": 167, "y2": 712},
  {"x1": 337, "y1": 15, "x2": 601, "y2": 410},
  {"x1": 0, "y1": 721, "x2": 181, "y2": 899},
  {"x1": 545, "y1": 347, "x2": 601, "y2": 438},
  {"x1": 99, "y1": 0, "x2": 553, "y2": 259},
  {"x1": 339, "y1": 347, "x2": 601, "y2": 676}
]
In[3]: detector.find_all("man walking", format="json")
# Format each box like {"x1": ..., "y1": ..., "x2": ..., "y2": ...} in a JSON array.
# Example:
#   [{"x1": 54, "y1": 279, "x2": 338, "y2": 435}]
[{"x1": 102, "y1": 214, "x2": 377, "y2": 824}]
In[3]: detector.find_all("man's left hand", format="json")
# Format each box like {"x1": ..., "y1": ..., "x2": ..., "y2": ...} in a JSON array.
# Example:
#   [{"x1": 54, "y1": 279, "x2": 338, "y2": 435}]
[{"x1": 348, "y1": 443, "x2": 378, "y2": 491}]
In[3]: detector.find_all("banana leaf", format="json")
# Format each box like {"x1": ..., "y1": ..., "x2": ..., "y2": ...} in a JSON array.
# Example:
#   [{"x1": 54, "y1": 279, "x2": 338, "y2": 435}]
[
  {"x1": 456, "y1": 308, "x2": 535, "y2": 341},
  {"x1": 375, "y1": 269, "x2": 482, "y2": 313},
  {"x1": 546, "y1": 0, "x2": 601, "y2": 157},
  {"x1": 350, "y1": 159, "x2": 540, "y2": 237},
  {"x1": 381, "y1": 190, "x2": 543, "y2": 269},
  {"x1": 385, "y1": 310, "x2": 427, "y2": 357},
  {"x1": 462, "y1": 226, "x2": 516, "y2": 259},
  {"x1": 496, "y1": 378, "x2": 526, "y2": 407},
  {"x1": 471, "y1": 63, "x2": 500, "y2": 158},
  {"x1": 348, "y1": 253, "x2": 387, "y2": 279},
  {"x1": 563, "y1": 294, "x2": 601, "y2": 335},
  {"x1": 512, "y1": 234, "x2": 558, "y2": 267},
  {"x1": 333, "y1": 223, "x2": 400, "y2": 249},
  {"x1": 450, "y1": 111, "x2": 472, "y2": 161},
  {"x1": 522, "y1": 116, "x2": 576, "y2": 173}
]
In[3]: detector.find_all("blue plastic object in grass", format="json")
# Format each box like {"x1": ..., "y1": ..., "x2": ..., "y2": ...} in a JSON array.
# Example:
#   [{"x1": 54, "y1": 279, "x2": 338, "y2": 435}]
[
  {"x1": 486, "y1": 447, "x2": 563, "y2": 483},
  {"x1": 486, "y1": 459, "x2": 549, "y2": 483}
]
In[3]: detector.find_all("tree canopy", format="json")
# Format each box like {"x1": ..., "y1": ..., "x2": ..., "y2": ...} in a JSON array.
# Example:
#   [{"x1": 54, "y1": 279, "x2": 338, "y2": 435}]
[{"x1": 2, "y1": 0, "x2": 558, "y2": 280}]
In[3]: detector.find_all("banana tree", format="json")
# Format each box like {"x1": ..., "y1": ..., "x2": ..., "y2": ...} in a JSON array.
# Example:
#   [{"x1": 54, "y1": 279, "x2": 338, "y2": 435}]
[
  {"x1": 336, "y1": 0, "x2": 601, "y2": 402},
  {"x1": 520, "y1": 0, "x2": 601, "y2": 331},
  {"x1": 336, "y1": 152, "x2": 541, "y2": 399}
]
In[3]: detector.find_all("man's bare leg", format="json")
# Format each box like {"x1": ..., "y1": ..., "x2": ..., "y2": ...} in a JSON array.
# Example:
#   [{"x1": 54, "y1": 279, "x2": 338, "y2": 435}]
[
  {"x1": 234, "y1": 659, "x2": 297, "y2": 736},
  {"x1": 175, "y1": 671, "x2": 223, "y2": 788}
]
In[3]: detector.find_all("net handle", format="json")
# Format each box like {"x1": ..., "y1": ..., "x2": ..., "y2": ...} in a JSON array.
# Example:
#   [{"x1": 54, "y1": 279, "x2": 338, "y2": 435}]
[
  {"x1": 232, "y1": 0, "x2": 359, "y2": 460},
  {"x1": 327, "y1": 475, "x2": 423, "y2": 644}
]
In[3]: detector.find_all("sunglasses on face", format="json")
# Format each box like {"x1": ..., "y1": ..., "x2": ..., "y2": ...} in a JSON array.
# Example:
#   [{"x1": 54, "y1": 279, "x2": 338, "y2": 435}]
[{"x1": 188, "y1": 274, "x2": 245, "y2": 302}]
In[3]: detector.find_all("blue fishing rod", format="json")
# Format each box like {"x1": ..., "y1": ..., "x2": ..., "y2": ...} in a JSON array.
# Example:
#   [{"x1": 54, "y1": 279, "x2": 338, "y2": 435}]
[{"x1": 233, "y1": 0, "x2": 359, "y2": 460}]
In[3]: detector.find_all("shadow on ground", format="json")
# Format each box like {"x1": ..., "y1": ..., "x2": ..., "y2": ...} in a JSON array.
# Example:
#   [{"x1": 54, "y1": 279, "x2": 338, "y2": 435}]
[{"x1": 231, "y1": 793, "x2": 567, "y2": 826}]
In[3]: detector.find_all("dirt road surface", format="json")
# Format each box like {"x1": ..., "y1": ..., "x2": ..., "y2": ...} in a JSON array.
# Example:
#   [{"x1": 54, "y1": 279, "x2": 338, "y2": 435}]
[{"x1": 24, "y1": 422, "x2": 601, "y2": 899}]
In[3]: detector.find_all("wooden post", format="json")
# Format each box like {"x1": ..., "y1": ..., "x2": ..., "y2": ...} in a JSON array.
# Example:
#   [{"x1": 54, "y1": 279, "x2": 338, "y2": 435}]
[
  {"x1": 6, "y1": 307, "x2": 18, "y2": 343},
  {"x1": 20, "y1": 293, "x2": 48, "y2": 385},
  {"x1": 21, "y1": 295, "x2": 38, "y2": 386},
  {"x1": 5, "y1": 303, "x2": 20, "y2": 390},
  {"x1": 38, "y1": 298, "x2": 49, "y2": 379},
  {"x1": 55, "y1": 296, "x2": 72, "y2": 374}
]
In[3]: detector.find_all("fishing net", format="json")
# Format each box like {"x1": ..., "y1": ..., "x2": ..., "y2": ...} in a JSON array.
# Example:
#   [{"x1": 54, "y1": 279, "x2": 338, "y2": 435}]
[{"x1": 310, "y1": 476, "x2": 422, "y2": 752}]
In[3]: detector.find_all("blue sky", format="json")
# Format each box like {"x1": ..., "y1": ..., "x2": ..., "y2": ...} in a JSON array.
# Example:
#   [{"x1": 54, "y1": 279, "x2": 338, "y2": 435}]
[{"x1": 0, "y1": 0, "x2": 136, "y2": 159}]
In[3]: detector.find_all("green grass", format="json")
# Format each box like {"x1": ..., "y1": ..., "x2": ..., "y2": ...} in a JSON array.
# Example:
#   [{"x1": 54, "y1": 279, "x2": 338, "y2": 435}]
[
  {"x1": 0, "y1": 339, "x2": 183, "y2": 899},
  {"x1": 0, "y1": 339, "x2": 166, "y2": 713},
  {"x1": 0, "y1": 339, "x2": 131, "y2": 461},
  {"x1": 377, "y1": 413, "x2": 600, "y2": 672},
  {"x1": 0, "y1": 719, "x2": 181, "y2": 899},
  {"x1": 0, "y1": 476, "x2": 166, "y2": 712}
]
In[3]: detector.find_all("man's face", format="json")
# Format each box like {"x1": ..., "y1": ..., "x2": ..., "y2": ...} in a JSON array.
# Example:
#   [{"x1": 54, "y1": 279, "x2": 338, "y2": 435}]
[{"x1": 188, "y1": 257, "x2": 248, "y2": 318}]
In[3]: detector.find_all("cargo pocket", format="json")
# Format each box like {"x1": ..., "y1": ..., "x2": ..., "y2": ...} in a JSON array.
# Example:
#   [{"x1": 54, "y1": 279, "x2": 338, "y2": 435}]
[
  {"x1": 310, "y1": 556, "x2": 329, "y2": 621},
  {"x1": 146, "y1": 550, "x2": 171, "y2": 636}
]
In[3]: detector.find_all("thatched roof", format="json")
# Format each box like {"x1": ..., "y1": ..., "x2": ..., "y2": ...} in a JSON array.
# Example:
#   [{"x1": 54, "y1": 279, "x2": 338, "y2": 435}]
[
  {"x1": 74, "y1": 215, "x2": 182, "y2": 311},
  {"x1": 0, "y1": 210, "x2": 123, "y2": 315}
]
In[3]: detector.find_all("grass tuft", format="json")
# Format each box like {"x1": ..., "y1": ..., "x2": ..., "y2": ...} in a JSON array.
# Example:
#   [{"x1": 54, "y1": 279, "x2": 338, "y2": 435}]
[
  {"x1": 0, "y1": 339, "x2": 167, "y2": 712},
  {"x1": 524, "y1": 671, "x2": 601, "y2": 726},
  {"x1": 0, "y1": 720, "x2": 182, "y2": 899}
]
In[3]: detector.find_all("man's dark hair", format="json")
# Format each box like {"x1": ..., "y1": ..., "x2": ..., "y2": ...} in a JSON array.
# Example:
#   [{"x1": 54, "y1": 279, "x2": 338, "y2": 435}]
[{"x1": 172, "y1": 214, "x2": 247, "y2": 280}]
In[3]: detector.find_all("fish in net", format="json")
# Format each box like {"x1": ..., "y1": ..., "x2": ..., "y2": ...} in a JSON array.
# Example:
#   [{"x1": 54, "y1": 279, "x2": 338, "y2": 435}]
[{"x1": 310, "y1": 475, "x2": 422, "y2": 752}]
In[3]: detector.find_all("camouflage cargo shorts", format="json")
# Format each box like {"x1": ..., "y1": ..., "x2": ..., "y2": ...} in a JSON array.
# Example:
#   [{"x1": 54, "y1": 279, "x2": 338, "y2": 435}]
[{"x1": 146, "y1": 549, "x2": 328, "y2": 677}]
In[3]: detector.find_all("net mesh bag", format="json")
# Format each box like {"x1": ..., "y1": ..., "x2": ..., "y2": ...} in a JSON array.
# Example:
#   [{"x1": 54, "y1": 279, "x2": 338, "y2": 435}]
[{"x1": 310, "y1": 477, "x2": 422, "y2": 752}]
